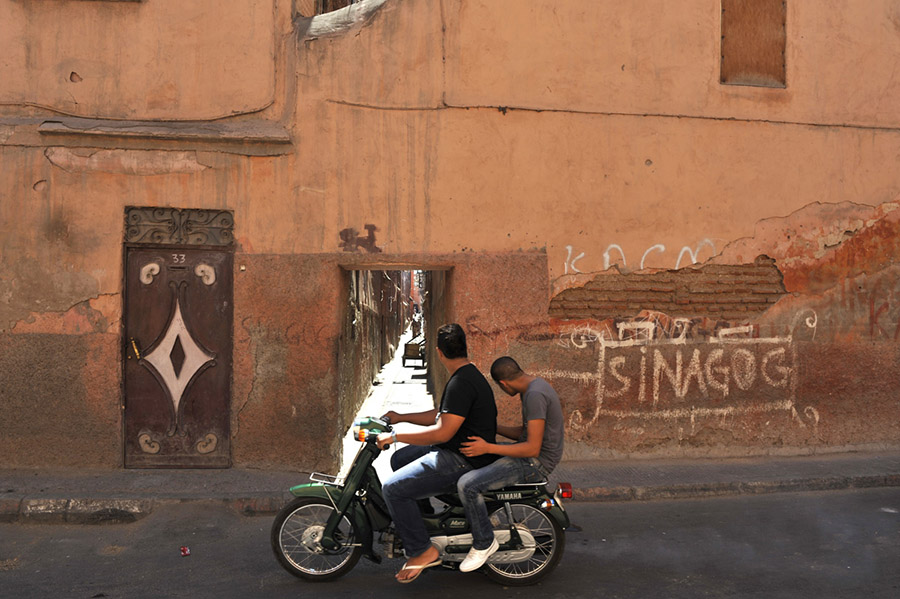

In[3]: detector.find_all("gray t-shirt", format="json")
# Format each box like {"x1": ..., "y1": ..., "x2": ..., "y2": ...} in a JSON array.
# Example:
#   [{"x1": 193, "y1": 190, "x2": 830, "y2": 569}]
[{"x1": 519, "y1": 378, "x2": 564, "y2": 473}]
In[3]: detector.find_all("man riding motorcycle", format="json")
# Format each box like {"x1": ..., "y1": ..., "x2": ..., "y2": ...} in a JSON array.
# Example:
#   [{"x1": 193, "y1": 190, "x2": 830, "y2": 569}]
[
  {"x1": 456, "y1": 356, "x2": 565, "y2": 572},
  {"x1": 375, "y1": 323, "x2": 498, "y2": 583}
]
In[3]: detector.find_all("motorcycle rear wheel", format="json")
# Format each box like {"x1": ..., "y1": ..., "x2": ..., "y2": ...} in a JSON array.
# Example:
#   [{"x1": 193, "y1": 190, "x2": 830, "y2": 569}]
[
  {"x1": 271, "y1": 497, "x2": 362, "y2": 581},
  {"x1": 483, "y1": 504, "x2": 565, "y2": 586}
]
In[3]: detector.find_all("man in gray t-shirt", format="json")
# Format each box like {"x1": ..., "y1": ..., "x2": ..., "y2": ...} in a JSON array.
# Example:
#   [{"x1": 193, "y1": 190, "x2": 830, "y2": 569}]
[
  {"x1": 455, "y1": 356, "x2": 565, "y2": 573},
  {"x1": 517, "y1": 376, "x2": 564, "y2": 473}
]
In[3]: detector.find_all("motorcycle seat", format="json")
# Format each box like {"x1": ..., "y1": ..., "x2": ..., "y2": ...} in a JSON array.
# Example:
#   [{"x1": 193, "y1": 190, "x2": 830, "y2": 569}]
[{"x1": 502, "y1": 481, "x2": 548, "y2": 488}]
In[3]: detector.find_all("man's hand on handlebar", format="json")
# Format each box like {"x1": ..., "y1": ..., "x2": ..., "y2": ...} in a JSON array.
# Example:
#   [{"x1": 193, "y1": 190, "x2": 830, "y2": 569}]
[
  {"x1": 381, "y1": 410, "x2": 401, "y2": 425},
  {"x1": 376, "y1": 432, "x2": 395, "y2": 450}
]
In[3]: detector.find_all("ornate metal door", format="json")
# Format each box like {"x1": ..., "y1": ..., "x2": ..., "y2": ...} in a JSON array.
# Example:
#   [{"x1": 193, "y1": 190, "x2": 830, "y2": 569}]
[{"x1": 123, "y1": 209, "x2": 233, "y2": 468}]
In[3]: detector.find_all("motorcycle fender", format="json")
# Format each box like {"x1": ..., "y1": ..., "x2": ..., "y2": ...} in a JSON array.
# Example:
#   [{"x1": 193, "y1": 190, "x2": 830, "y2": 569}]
[
  {"x1": 517, "y1": 495, "x2": 571, "y2": 530},
  {"x1": 288, "y1": 483, "x2": 376, "y2": 556},
  {"x1": 513, "y1": 493, "x2": 571, "y2": 531},
  {"x1": 550, "y1": 503, "x2": 571, "y2": 529},
  {"x1": 289, "y1": 482, "x2": 340, "y2": 500}
]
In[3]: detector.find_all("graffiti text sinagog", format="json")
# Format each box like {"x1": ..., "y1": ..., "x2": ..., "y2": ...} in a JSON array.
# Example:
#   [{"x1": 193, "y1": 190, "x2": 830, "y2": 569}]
[{"x1": 602, "y1": 340, "x2": 793, "y2": 411}]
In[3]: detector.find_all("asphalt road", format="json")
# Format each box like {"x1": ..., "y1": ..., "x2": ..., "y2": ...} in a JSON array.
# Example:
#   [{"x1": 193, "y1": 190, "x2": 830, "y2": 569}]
[{"x1": 1, "y1": 488, "x2": 899, "y2": 598}]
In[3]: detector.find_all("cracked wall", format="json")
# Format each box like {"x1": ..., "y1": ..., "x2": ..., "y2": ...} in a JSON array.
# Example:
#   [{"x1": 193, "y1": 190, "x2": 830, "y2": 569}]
[{"x1": 3, "y1": 0, "x2": 900, "y2": 467}]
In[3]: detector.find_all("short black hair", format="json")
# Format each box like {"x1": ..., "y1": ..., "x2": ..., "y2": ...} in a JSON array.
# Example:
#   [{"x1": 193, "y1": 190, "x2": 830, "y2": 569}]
[
  {"x1": 437, "y1": 323, "x2": 467, "y2": 359},
  {"x1": 490, "y1": 356, "x2": 523, "y2": 382}
]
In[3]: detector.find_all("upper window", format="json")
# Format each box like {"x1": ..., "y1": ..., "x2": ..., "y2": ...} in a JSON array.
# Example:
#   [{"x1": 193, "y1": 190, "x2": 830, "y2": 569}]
[
  {"x1": 297, "y1": 0, "x2": 356, "y2": 18},
  {"x1": 720, "y1": 0, "x2": 786, "y2": 88}
]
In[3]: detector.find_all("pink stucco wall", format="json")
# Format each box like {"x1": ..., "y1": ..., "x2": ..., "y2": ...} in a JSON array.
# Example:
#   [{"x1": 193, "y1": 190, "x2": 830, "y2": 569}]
[{"x1": 2, "y1": 0, "x2": 899, "y2": 468}]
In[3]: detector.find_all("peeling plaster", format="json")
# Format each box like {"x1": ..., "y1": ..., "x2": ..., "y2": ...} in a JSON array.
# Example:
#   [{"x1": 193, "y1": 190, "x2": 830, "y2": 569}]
[
  {"x1": 10, "y1": 295, "x2": 120, "y2": 335},
  {"x1": 44, "y1": 147, "x2": 208, "y2": 175},
  {"x1": 0, "y1": 257, "x2": 101, "y2": 333},
  {"x1": 299, "y1": 0, "x2": 389, "y2": 40},
  {"x1": 715, "y1": 200, "x2": 900, "y2": 294},
  {"x1": 549, "y1": 256, "x2": 785, "y2": 321}
]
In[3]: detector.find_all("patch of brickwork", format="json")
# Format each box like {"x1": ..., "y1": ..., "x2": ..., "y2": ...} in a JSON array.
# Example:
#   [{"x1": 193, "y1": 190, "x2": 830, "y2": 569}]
[{"x1": 550, "y1": 255, "x2": 785, "y2": 320}]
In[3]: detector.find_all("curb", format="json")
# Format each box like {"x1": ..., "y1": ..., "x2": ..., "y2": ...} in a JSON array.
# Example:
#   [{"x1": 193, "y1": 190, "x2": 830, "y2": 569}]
[
  {"x1": 573, "y1": 473, "x2": 900, "y2": 502},
  {"x1": 3, "y1": 474, "x2": 900, "y2": 523},
  {"x1": 0, "y1": 495, "x2": 287, "y2": 525}
]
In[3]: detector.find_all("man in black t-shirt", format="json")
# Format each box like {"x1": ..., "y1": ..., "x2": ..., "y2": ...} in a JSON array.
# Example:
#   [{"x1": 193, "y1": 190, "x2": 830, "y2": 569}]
[{"x1": 377, "y1": 323, "x2": 497, "y2": 583}]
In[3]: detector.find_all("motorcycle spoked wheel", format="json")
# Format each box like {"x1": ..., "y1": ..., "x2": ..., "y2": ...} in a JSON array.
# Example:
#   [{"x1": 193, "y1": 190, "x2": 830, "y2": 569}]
[
  {"x1": 483, "y1": 503, "x2": 565, "y2": 586},
  {"x1": 271, "y1": 497, "x2": 362, "y2": 581}
]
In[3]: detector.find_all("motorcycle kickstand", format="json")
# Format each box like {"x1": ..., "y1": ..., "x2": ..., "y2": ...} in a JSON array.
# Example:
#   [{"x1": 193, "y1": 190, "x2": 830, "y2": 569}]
[{"x1": 503, "y1": 502, "x2": 524, "y2": 549}]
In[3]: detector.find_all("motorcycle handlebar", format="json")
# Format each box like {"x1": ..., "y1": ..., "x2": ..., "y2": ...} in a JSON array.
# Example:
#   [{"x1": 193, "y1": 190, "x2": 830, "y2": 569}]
[{"x1": 352, "y1": 416, "x2": 393, "y2": 447}]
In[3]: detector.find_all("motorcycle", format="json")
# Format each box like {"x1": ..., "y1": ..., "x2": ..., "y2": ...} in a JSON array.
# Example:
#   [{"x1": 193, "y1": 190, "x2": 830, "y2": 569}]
[{"x1": 271, "y1": 416, "x2": 573, "y2": 585}]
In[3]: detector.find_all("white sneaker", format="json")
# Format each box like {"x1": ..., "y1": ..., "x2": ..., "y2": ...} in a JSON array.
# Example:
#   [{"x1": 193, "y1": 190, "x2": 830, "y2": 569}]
[{"x1": 459, "y1": 537, "x2": 499, "y2": 572}]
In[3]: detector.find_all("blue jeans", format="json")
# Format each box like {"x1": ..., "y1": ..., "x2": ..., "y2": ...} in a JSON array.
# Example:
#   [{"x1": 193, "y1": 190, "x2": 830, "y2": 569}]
[
  {"x1": 456, "y1": 456, "x2": 548, "y2": 550},
  {"x1": 382, "y1": 445, "x2": 474, "y2": 557}
]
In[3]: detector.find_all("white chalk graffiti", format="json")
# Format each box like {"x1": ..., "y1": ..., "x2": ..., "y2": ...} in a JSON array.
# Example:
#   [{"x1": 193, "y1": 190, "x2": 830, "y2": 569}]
[
  {"x1": 564, "y1": 245, "x2": 586, "y2": 274},
  {"x1": 602, "y1": 244, "x2": 627, "y2": 270},
  {"x1": 542, "y1": 310, "x2": 819, "y2": 434},
  {"x1": 640, "y1": 244, "x2": 665, "y2": 270},
  {"x1": 566, "y1": 239, "x2": 717, "y2": 274},
  {"x1": 556, "y1": 323, "x2": 606, "y2": 349},
  {"x1": 675, "y1": 239, "x2": 717, "y2": 269}
]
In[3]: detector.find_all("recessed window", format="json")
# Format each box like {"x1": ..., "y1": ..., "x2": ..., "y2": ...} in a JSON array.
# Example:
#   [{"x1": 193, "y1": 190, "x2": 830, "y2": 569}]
[
  {"x1": 721, "y1": 0, "x2": 786, "y2": 88},
  {"x1": 296, "y1": 0, "x2": 356, "y2": 18}
]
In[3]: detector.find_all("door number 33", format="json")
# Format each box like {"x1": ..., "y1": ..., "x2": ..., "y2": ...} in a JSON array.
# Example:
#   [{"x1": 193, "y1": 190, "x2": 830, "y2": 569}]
[{"x1": 171, "y1": 253, "x2": 186, "y2": 264}]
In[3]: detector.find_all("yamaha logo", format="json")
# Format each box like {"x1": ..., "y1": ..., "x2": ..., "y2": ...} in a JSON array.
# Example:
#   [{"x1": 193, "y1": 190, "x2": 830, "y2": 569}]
[{"x1": 496, "y1": 492, "x2": 523, "y2": 500}]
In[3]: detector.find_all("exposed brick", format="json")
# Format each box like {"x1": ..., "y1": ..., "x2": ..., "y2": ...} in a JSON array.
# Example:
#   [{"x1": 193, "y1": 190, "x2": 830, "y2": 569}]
[{"x1": 549, "y1": 260, "x2": 786, "y2": 320}]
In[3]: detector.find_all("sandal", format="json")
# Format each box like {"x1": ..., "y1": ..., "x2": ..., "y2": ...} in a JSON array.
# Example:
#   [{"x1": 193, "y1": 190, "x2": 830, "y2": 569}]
[{"x1": 396, "y1": 558, "x2": 442, "y2": 583}]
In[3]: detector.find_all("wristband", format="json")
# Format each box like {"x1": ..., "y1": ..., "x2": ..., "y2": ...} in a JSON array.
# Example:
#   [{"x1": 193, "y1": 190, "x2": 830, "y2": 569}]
[{"x1": 390, "y1": 431, "x2": 398, "y2": 444}]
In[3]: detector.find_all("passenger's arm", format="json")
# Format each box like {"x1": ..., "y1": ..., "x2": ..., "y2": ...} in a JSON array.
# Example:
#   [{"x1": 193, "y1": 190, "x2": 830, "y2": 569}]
[
  {"x1": 496, "y1": 424, "x2": 524, "y2": 441},
  {"x1": 461, "y1": 419, "x2": 545, "y2": 459},
  {"x1": 376, "y1": 412, "x2": 465, "y2": 449}
]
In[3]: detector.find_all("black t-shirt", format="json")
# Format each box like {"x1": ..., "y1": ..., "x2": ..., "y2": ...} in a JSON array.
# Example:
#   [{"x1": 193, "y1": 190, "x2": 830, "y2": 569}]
[{"x1": 437, "y1": 363, "x2": 498, "y2": 468}]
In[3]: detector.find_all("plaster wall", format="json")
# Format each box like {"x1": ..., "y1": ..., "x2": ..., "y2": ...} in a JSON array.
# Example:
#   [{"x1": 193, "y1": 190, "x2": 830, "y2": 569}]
[
  {"x1": 0, "y1": 0, "x2": 279, "y2": 120},
  {"x1": 292, "y1": 0, "x2": 900, "y2": 280},
  {"x1": 2, "y1": 0, "x2": 900, "y2": 468}
]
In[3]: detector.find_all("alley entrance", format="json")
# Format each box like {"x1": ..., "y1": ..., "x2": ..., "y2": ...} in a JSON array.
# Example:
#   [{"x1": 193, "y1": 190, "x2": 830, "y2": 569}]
[{"x1": 337, "y1": 268, "x2": 448, "y2": 479}]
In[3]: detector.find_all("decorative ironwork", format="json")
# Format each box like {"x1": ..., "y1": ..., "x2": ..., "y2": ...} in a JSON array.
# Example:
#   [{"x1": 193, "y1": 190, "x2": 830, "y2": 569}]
[{"x1": 125, "y1": 207, "x2": 234, "y2": 246}]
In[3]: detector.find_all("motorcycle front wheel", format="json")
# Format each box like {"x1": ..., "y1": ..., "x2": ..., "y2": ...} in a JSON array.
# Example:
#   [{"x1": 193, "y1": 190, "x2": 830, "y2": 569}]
[
  {"x1": 484, "y1": 503, "x2": 565, "y2": 586},
  {"x1": 271, "y1": 497, "x2": 362, "y2": 581}
]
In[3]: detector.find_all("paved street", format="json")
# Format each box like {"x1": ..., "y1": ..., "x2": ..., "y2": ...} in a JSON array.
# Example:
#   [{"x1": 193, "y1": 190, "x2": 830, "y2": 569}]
[{"x1": 2, "y1": 488, "x2": 898, "y2": 598}]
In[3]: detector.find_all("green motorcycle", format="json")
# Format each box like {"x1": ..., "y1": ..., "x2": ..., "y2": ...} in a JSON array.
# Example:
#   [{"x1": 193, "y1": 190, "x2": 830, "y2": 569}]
[{"x1": 271, "y1": 416, "x2": 572, "y2": 585}]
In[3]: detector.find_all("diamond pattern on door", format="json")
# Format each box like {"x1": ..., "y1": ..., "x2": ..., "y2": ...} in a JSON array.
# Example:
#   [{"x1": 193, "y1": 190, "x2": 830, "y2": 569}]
[{"x1": 142, "y1": 297, "x2": 215, "y2": 420}]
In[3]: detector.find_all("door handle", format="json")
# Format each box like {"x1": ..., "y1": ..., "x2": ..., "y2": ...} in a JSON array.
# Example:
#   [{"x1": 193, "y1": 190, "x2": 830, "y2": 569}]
[{"x1": 130, "y1": 337, "x2": 142, "y2": 360}]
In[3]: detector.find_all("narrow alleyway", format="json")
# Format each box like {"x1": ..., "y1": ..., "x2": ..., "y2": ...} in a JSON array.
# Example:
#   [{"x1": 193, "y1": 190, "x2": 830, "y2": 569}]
[{"x1": 339, "y1": 327, "x2": 434, "y2": 482}]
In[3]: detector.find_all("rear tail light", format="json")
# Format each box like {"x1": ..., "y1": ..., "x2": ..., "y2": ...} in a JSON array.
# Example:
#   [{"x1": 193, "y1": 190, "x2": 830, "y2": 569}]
[{"x1": 557, "y1": 482, "x2": 573, "y2": 499}]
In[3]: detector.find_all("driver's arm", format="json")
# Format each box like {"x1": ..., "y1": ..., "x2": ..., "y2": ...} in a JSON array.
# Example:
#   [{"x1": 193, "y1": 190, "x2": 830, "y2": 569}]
[
  {"x1": 382, "y1": 408, "x2": 439, "y2": 426},
  {"x1": 377, "y1": 412, "x2": 464, "y2": 449}
]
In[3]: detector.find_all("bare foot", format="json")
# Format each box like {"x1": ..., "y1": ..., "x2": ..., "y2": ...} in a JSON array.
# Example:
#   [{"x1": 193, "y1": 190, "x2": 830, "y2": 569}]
[{"x1": 395, "y1": 545, "x2": 440, "y2": 582}]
